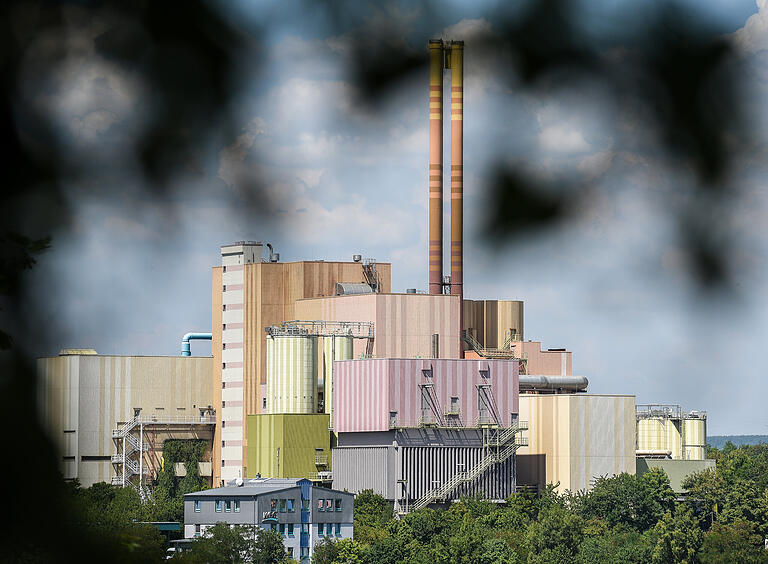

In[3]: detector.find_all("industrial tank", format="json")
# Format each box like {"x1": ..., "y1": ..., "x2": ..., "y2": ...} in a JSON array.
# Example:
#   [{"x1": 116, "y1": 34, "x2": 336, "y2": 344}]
[
  {"x1": 266, "y1": 335, "x2": 318, "y2": 414},
  {"x1": 323, "y1": 334, "x2": 353, "y2": 423},
  {"x1": 683, "y1": 417, "x2": 707, "y2": 460},
  {"x1": 637, "y1": 418, "x2": 682, "y2": 458}
]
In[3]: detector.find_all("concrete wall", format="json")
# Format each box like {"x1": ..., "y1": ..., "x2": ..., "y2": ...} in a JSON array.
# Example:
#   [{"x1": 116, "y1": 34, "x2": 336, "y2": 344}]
[
  {"x1": 333, "y1": 358, "x2": 519, "y2": 432},
  {"x1": 517, "y1": 341, "x2": 572, "y2": 376},
  {"x1": 295, "y1": 293, "x2": 460, "y2": 360},
  {"x1": 636, "y1": 458, "x2": 716, "y2": 493},
  {"x1": 517, "y1": 394, "x2": 636, "y2": 493},
  {"x1": 246, "y1": 414, "x2": 330, "y2": 478},
  {"x1": 38, "y1": 354, "x2": 213, "y2": 487}
]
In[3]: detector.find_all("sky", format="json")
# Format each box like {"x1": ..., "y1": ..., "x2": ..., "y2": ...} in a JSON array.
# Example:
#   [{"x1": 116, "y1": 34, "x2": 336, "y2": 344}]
[{"x1": 23, "y1": 0, "x2": 768, "y2": 435}]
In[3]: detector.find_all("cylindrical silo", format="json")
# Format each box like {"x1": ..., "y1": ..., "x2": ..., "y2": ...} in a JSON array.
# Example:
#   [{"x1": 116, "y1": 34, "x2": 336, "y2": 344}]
[
  {"x1": 637, "y1": 419, "x2": 666, "y2": 452},
  {"x1": 266, "y1": 334, "x2": 318, "y2": 414},
  {"x1": 323, "y1": 335, "x2": 353, "y2": 425},
  {"x1": 683, "y1": 418, "x2": 707, "y2": 460}
]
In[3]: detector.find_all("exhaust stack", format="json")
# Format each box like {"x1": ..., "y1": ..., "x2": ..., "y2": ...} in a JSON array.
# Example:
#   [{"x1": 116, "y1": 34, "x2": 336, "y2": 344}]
[
  {"x1": 449, "y1": 41, "x2": 464, "y2": 301},
  {"x1": 428, "y1": 40, "x2": 444, "y2": 295}
]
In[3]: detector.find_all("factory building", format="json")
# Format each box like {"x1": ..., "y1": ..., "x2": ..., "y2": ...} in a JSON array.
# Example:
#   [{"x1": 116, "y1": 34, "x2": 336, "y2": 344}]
[
  {"x1": 37, "y1": 350, "x2": 214, "y2": 488},
  {"x1": 636, "y1": 404, "x2": 707, "y2": 460},
  {"x1": 330, "y1": 358, "x2": 524, "y2": 513},
  {"x1": 211, "y1": 241, "x2": 391, "y2": 483}
]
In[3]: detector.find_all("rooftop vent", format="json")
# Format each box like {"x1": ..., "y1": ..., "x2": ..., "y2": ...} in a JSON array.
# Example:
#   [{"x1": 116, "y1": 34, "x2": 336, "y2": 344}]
[{"x1": 353, "y1": 254, "x2": 362, "y2": 263}]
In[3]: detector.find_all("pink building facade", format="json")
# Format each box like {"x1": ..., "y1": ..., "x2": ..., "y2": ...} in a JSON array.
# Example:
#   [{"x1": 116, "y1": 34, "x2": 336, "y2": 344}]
[{"x1": 333, "y1": 358, "x2": 519, "y2": 433}]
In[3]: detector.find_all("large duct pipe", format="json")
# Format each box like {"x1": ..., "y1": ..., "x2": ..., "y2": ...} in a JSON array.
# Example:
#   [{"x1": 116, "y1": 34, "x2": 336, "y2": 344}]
[
  {"x1": 428, "y1": 39, "x2": 444, "y2": 295},
  {"x1": 519, "y1": 375, "x2": 589, "y2": 392},
  {"x1": 449, "y1": 41, "x2": 464, "y2": 303},
  {"x1": 181, "y1": 332, "x2": 212, "y2": 356}
]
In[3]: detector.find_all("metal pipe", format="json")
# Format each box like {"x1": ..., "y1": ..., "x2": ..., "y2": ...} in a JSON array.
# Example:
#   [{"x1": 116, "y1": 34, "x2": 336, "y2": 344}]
[
  {"x1": 428, "y1": 39, "x2": 444, "y2": 295},
  {"x1": 519, "y1": 375, "x2": 589, "y2": 392},
  {"x1": 181, "y1": 332, "x2": 212, "y2": 356}
]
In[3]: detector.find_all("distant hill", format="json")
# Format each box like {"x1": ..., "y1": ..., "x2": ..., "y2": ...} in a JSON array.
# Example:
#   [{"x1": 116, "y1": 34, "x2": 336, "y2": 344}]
[{"x1": 708, "y1": 435, "x2": 768, "y2": 449}]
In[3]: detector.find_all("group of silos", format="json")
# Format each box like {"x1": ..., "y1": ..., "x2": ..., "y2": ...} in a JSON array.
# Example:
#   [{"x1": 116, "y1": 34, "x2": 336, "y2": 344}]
[
  {"x1": 635, "y1": 405, "x2": 707, "y2": 460},
  {"x1": 265, "y1": 328, "x2": 353, "y2": 423}
]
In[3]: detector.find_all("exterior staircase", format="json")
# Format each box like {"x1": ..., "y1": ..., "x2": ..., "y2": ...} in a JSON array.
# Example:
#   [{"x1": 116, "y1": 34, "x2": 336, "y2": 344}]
[{"x1": 408, "y1": 421, "x2": 528, "y2": 512}]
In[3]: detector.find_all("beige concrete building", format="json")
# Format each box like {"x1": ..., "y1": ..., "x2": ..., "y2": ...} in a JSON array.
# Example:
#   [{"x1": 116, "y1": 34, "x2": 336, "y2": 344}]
[
  {"x1": 37, "y1": 351, "x2": 213, "y2": 487},
  {"x1": 516, "y1": 394, "x2": 636, "y2": 493}
]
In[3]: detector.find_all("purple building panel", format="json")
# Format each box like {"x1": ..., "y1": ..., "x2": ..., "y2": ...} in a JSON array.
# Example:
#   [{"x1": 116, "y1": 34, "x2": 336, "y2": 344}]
[{"x1": 333, "y1": 358, "x2": 519, "y2": 433}]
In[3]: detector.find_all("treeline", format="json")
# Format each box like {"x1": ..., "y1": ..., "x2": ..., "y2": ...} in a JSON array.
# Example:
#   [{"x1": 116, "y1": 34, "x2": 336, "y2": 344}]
[
  {"x1": 708, "y1": 436, "x2": 768, "y2": 449},
  {"x1": 315, "y1": 442, "x2": 768, "y2": 564}
]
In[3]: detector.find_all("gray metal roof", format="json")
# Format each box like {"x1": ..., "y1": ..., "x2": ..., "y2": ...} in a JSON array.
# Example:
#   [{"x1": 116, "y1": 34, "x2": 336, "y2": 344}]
[{"x1": 184, "y1": 478, "x2": 307, "y2": 498}]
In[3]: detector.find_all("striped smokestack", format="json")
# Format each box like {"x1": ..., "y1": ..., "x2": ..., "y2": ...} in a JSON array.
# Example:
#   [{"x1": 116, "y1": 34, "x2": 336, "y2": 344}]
[
  {"x1": 428, "y1": 39, "x2": 444, "y2": 295},
  {"x1": 449, "y1": 41, "x2": 464, "y2": 302}
]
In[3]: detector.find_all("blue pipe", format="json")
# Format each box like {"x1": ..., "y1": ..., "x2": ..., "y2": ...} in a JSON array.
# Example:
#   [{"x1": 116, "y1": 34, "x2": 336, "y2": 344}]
[{"x1": 181, "y1": 332, "x2": 212, "y2": 356}]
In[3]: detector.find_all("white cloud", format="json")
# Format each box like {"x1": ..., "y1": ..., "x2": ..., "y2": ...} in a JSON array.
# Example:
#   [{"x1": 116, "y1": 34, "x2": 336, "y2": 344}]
[
  {"x1": 733, "y1": 0, "x2": 768, "y2": 54},
  {"x1": 539, "y1": 124, "x2": 590, "y2": 153}
]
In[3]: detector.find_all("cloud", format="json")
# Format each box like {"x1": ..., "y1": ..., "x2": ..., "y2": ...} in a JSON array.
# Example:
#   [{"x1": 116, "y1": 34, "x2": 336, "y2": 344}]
[
  {"x1": 539, "y1": 124, "x2": 590, "y2": 153},
  {"x1": 733, "y1": 0, "x2": 768, "y2": 54}
]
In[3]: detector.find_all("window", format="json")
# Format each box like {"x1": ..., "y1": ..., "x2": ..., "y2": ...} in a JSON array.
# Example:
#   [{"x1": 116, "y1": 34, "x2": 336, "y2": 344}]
[
  {"x1": 287, "y1": 523, "x2": 294, "y2": 537},
  {"x1": 325, "y1": 499, "x2": 333, "y2": 511},
  {"x1": 301, "y1": 524, "x2": 309, "y2": 534},
  {"x1": 194, "y1": 524, "x2": 201, "y2": 538},
  {"x1": 317, "y1": 523, "x2": 323, "y2": 536},
  {"x1": 287, "y1": 547, "x2": 293, "y2": 559},
  {"x1": 450, "y1": 397, "x2": 459, "y2": 412},
  {"x1": 223, "y1": 304, "x2": 227, "y2": 311},
  {"x1": 262, "y1": 398, "x2": 267, "y2": 409},
  {"x1": 279, "y1": 499, "x2": 286, "y2": 512},
  {"x1": 335, "y1": 499, "x2": 342, "y2": 512},
  {"x1": 287, "y1": 498, "x2": 294, "y2": 512},
  {"x1": 194, "y1": 500, "x2": 201, "y2": 513},
  {"x1": 223, "y1": 285, "x2": 227, "y2": 292},
  {"x1": 279, "y1": 523, "x2": 286, "y2": 536},
  {"x1": 215, "y1": 500, "x2": 222, "y2": 512},
  {"x1": 234, "y1": 500, "x2": 240, "y2": 513},
  {"x1": 301, "y1": 499, "x2": 309, "y2": 511},
  {"x1": 335, "y1": 523, "x2": 341, "y2": 536},
  {"x1": 317, "y1": 499, "x2": 324, "y2": 511},
  {"x1": 225, "y1": 500, "x2": 231, "y2": 512},
  {"x1": 270, "y1": 499, "x2": 277, "y2": 511},
  {"x1": 300, "y1": 547, "x2": 309, "y2": 560}
]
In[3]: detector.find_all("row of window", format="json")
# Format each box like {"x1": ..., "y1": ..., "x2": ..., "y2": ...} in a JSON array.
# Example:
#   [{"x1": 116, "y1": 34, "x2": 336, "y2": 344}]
[
  {"x1": 318, "y1": 523, "x2": 343, "y2": 537},
  {"x1": 193, "y1": 500, "x2": 241, "y2": 513},
  {"x1": 269, "y1": 498, "x2": 298, "y2": 512},
  {"x1": 317, "y1": 498, "x2": 343, "y2": 512}
]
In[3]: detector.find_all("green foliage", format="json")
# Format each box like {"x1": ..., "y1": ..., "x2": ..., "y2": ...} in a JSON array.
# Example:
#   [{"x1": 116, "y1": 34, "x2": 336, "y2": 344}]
[
  {"x1": 312, "y1": 538, "x2": 367, "y2": 564},
  {"x1": 576, "y1": 471, "x2": 673, "y2": 531},
  {"x1": 699, "y1": 520, "x2": 768, "y2": 564},
  {"x1": 154, "y1": 439, "x2": 209, "y2": 522},
  {"x1": 651, "y1": 506, "x2": 704, "y2": 564},
  {"x1": 177, "y1": 524, "x2": 287, "y2": 564},
  {"x1": 353, "y1": 489, "x2": 394, "y2": 545}
]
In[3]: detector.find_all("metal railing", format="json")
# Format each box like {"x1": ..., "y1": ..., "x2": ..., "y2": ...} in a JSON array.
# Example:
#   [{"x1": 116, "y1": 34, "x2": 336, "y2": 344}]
[
  {"x1": 314, "y1": 454, "x2": 328, "y2": 466},
  {"x1": 266, "y1": 320, "x2": 374, "y2": 339}
]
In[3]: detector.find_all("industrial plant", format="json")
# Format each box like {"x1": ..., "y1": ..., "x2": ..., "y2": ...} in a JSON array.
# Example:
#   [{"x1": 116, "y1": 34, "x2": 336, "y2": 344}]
[{"x1": 35, "y1": 39, "x2": 713, "y2": 556}]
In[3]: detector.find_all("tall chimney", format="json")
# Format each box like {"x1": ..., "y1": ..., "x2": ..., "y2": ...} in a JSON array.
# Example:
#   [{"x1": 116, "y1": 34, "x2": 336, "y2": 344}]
[
  {"x1": 428, "y1": 39, "x2": 444, "y2": 295},
  {"x1": 449, "y1": 41, "x2": 464, "y2": 303}
]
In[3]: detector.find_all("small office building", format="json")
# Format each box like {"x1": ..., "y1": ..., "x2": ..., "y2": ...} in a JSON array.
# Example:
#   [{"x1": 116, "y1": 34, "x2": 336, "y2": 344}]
[{"x1": 183, "y1": 478, "x2": 353, "y2": 561}]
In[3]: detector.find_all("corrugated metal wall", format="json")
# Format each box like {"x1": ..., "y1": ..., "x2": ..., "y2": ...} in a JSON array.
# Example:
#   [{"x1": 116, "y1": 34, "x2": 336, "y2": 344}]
[
  {"x1": 401, "y1": 447, "x2": 516, "y2": 501},
  {"x1": 331, "y1": 446, "x2": 395, "y2": 499}
]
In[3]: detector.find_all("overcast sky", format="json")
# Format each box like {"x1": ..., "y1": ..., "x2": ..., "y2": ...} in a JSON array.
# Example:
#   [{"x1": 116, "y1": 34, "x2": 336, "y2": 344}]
[{"x1": 25, "y1": 0, "x2": 768, "y2": 435}]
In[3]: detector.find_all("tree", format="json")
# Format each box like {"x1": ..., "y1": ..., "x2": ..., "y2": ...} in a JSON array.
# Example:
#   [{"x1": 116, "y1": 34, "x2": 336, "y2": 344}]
[
  {"x1": 578, "y1": 472, "x2": 672, "y2": 532},
  {"x1": 699, "y1": 520, "x2": 768, "y2": 564},
  {"x1": 651, "y1": 507, "x2": 704, "y2": 564},
  {"x1": 353, "y1": 489, "x2": 393, "y2": 545},
  {"x1": 253, "y1": 528, "x2": 289, "y2": 564},
  {"x1": 526, "y1": 505, "x2": 584, "y2": 563},
  {"x1": 182, "y1": 523, "x2": 257, "y2": 564},
  {"x1": 576, "y1": 526, "x2": 654, "y2": 564},
  {"x1": 312, "y1": 538, "x2": 366, "y2": 564}
]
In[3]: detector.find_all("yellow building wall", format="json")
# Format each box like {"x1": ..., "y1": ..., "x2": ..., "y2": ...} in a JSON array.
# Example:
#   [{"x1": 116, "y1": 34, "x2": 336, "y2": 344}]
[
  {"x1": 518, "y1": 394, "x2": 636, "y2": 493},
  {"x1": 246, "y1": 414, "x2": 330, "y2": 479}
]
